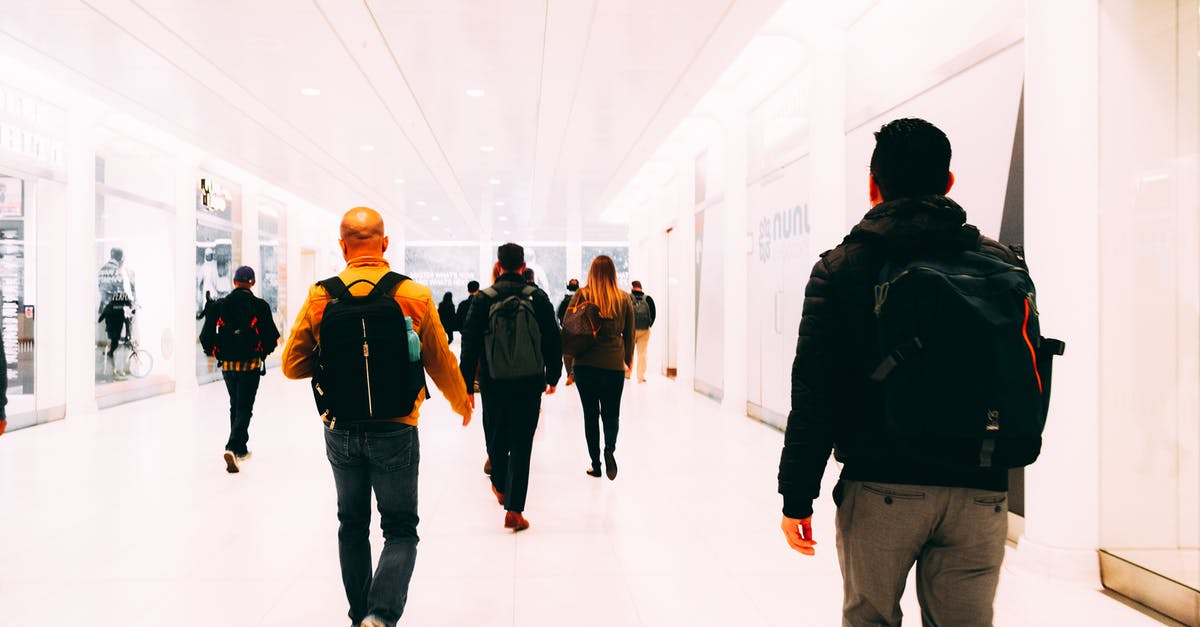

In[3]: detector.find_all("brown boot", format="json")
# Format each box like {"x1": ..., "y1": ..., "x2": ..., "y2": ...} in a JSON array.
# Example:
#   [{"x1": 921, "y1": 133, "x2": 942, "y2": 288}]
[
  {"x1": 491, "y1": 483, "x2": 505, "y2": 506},
  {"x1": 504, "y1": 511, "x2": 530, "y2": 532},
  {"x1": 483, "y1": 457, "x2": 492, "y2": 475}
]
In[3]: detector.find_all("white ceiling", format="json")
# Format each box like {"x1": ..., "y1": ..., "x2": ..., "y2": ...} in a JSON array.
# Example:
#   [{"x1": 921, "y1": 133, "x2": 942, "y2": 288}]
[{"x1": 0, "y1": 0, "x2": 786, "y2": 241}]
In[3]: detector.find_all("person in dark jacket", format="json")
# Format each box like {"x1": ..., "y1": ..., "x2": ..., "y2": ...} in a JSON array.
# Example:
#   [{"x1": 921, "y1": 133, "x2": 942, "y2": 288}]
[
  {"x1": 438, "y1": 291, "x2": 458, "y2": 344},
  {"x1": 98, "y1": 291, "x2": 134, "y2": 380},
  {"x1": 556, "y1": 278, "x2": 579, "y2": 325},
  {"x1": 777, "y1": 118, "x2": 1020, "y2": 627},
  {"x1": 460, "y1": 243, "x2": 563, "y2": 532},
  {"x1": 200, "y1": 266, "x2": 281, "y2": 473},
  {"x1": 455, "y1": 280, "x2": 480, "y2": 335}
]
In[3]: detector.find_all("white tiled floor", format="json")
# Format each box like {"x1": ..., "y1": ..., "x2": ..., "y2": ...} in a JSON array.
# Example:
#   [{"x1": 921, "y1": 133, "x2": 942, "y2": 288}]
[{"x1": 0, "y1": 373, "x2": 1173, "y2": 626}]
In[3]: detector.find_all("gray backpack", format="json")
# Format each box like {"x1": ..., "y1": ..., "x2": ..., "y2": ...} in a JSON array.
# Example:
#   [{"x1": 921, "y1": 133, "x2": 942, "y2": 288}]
[{"x1": 482, "y1": 284, "x2": 544, "y2": 380}]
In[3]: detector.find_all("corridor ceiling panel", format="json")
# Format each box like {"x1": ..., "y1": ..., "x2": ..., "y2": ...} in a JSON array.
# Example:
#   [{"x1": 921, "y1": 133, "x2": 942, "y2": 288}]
[{"x1": 0, "y1": 0, "x2": 787, "y2": 240}]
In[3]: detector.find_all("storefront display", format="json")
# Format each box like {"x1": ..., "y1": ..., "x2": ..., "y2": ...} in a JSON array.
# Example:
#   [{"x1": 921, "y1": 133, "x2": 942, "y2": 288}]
[
  {"x1": 0, "y1": 173, "x2": 34, "y2": 424},
  {"x1": 195, "y1": 175, "x2": 239, "y2": 383},
  {"x1": 403, "y1": 245, "x2": 479, "y2": 308},
  {"x1": 258, "y1": 205, "x2": 286, "y2": 355},
  {"x1": 94, "y1": 157, "x2": 175, "y2": 397}
]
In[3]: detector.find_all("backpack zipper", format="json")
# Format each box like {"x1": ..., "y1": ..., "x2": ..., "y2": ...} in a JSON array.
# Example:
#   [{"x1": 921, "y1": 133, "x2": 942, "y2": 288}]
[{"x1": 362, "y1": 319, "x2": 374, "y2": 418}]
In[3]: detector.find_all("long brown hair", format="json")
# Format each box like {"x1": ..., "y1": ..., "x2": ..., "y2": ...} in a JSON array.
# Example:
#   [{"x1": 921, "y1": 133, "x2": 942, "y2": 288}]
[{"x1": 581, "y1": 255, "x2": 624, "y2": 318}]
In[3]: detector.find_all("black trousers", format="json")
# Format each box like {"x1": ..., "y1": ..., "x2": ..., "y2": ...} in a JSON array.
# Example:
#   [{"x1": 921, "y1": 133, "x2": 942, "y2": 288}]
[
  {"x1": 573, "y1": 365, "x2": 626, "y2": 467},
  {"x1": 480, "y1": 378, "x2": 543, "y2": 513},
  {"x1": 222, "y1": 370, "x2": 261, "y2": 456}
]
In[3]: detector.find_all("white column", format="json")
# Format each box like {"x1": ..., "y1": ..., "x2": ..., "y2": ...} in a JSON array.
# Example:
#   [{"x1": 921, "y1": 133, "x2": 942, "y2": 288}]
[
  {"x1": 721, "y1": 117, "x2": 749, "y2": 415},
  {"x1": 173, "y1": 156, "x2": 200, "y2": 391},
  {"x1": 1014, "y1": 0, "x2": 1101, "y2": 584},
  {"x1": 64, "y1": 110, "x2": 97, "y2": 415}
]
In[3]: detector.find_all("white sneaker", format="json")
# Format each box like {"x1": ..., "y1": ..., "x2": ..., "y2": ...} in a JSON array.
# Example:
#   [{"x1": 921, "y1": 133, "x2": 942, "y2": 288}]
[{"x1": 223, "y1": 450, "x2": 239, "y2": 473}]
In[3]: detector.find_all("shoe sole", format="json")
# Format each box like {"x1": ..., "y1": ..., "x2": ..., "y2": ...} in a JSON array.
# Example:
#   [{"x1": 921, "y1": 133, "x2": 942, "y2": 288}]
[
  {"x1": 604, "y1": 451, "x2": 617, "y2": 480},
  {"x1": 224, "y1": 451, "x2": 239, "y2": 473}
]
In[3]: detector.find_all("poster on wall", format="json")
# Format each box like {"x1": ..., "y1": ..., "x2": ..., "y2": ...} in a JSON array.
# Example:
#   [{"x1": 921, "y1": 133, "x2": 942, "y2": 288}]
[
  {"x1": 195, "y1": 175, "x2": 239, "y2": 382},
  {"x1": 0, "y1": 220, "x2": 26, "y2": 393},
  {"x1": 404, "y1": 245, "x2": 480, "y2": 324},
  {"x1": 746, "y1": 158, "x2": 812, "y2": 427},
  {"x1": 526, "y1": 246, "x2": 567, "y2": 311},
  {"x1": 581, "y1": 245, "x2": 629, "y2": 288}
]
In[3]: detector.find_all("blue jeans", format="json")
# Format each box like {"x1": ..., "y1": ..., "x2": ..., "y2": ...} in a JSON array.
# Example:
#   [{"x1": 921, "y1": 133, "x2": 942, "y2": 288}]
[
  {"x1": 222, "y1": 370, "x2": 260, "y2": 456},
  {"x1": 325, "y1": 424, "x2": 420, "y2": 627}
]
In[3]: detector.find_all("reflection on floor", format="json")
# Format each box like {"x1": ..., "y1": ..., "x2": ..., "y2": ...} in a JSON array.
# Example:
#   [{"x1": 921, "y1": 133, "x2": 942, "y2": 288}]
[{"x1": 0, "y1": 374, "x2": 1175, "y2": 626}]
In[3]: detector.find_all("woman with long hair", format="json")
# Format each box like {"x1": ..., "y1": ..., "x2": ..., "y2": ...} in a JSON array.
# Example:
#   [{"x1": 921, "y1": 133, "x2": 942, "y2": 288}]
[{"x1": 566, "y1": 255, "x2": 635, "y2": 479}]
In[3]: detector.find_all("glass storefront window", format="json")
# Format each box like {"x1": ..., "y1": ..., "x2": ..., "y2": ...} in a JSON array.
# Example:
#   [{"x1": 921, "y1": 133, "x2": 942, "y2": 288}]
[
  {"x1": 526, "y1": 246, "x2": 567, "y2": 309},
  {"x1": 1098, "y1": 1, "x2": 1200, "y2": 621},
  {"x1": 582, "y1": 245, "x2": 630, "y2": 289},
  {"x1": 94, "y1": 157, "x2": 176, "y2": 398},
  {"x1": 258, "y1": 204, "x2": 285, "y2": 333},
  {"x1": 0, "y1": 174, "x2": 35, "y2": 426}
]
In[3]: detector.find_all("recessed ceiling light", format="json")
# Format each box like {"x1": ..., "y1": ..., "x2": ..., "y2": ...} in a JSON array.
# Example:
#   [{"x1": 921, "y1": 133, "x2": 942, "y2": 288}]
[
  {"x1": 300, "y1": 87, "x2": 321, "y2": 96},
  {"x1": 415, "y1": 201, "x2": 427, "y2": 207},
  {"x1": 488, "y1": 178, "x2": 501, "y2": 185},
  {"x1": 394, "y1": 178, "x2": 406, "y2": 184},
  {"x1": 466, "y1": 88, "x2": 486, "y2": 98},
  {"x1": 503, "y1": 230, "x2": 511, "y2": 235},
  {"x1": 359, "y1": 145, "x2": 375, "y2": 152},
  {"x1": 431, "y1": 215, "x2": 440, "y2": 222},
  {"x1": 495, "y1": 201, "x2": 505, "y2": 207},
  {"x1": 480, "y1": 145, "x2": 495, "y2": 152},
  {"x1": 498, "y1": 216, "x2": 509, "y2": 222}
]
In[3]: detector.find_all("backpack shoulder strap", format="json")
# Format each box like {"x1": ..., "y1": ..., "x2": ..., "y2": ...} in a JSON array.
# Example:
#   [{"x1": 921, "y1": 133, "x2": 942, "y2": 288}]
[
  {"x1": 481, "y1": 286, "x2": 499, "y2": 299},
  {"x1": 317, "y1": 277, "x2": 349, "y2": 299},
  {"x1": 368, "y1": 271, "x2": 407, "y2": 297},
  {"x1": 519, "y1": 285, "x2": 536, "y2": 298}
]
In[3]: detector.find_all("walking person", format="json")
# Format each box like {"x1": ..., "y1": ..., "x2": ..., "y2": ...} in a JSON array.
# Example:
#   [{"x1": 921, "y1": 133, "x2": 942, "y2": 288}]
[
  {"x1": 438, "y1": 291, "x2": 458, "y2": 344},
  {"x1": 282, "y1": 207, "x2": 472, "y2": 627},
  {"x1": 455, "y1": 280, "x2": 480, "y2": 334},
  {"x1": 556, "y1": 278, "x2": 579, "y2": 325},
  {"x1": 629, "y1": 280, "x2": 656, "y2": 383},
  {"x1": 564, "y1": 255, "x2": 634, "y2": 479},
  {"x1": 199, "y1": 266, "x2": 281, "y2": 473},
  {"x1": 777, "y1": 118, "x2": 1062, "y2": 626},
  {"x1": 460, "y1": 243, "x2": 563, "y2": 532},
  {"x1": 98, "y1": 291, "x2": 133, "y2": 380}
]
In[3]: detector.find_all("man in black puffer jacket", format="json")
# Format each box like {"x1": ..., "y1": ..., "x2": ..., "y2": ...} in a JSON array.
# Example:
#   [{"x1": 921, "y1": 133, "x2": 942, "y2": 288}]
[{"x1": 778, "y1": 118, "x2": 1020, "y2": 626}]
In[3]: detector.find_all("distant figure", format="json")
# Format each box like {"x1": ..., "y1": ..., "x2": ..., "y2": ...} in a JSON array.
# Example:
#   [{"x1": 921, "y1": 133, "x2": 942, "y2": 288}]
[
  {"x1": 565, "y1": 256, "x2": 634, "y2": 480},
  {"x1": 197, "y1": 247, "x2": 223, "y2": 313},
  {"x1": 281, "y1": 206, "x2": 471, "y2": 627},
  {"x1": 556, "y1": 278, "x2": 579, "y2": 325},
  {"x1": 455, "y1": 280, "x2": 480, "y2": 337},
  {"x1": 522, "y1": 268, "x2": 537, "y2": 288},
  {"x1": 459, "y1": 242, "x2": 562, "y2": 532},
  {"x1": 629, "y1": 280, "x2": 657, "y2": 383},
  {"x1": 199, "y1": 266, "x2": 280, "y2": 474},
  {"x1": 438, "y1": 291, "x2": 458, "y2": 344}
]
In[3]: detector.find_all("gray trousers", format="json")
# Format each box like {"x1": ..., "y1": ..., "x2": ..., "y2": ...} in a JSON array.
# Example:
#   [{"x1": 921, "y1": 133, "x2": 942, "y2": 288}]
[{"x1": 834, "y1": 480, "x2": 1008, "y2": 627}]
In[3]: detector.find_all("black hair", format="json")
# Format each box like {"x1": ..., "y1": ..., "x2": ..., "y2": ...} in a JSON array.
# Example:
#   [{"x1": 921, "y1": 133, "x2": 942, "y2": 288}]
[
  {"x1": 566, "y1": 278, "x2": 579, "y2": 292},
  {"x1": 869, "y1": 118, "x2": 951, "y2": 201},
  {"x1": 442, "y1": 291, "x2": 454, "y2": 303},
  {"x1": 523, "y1": 268, "x2": 535, "y2": 282},
  {"x1": 497, "y1": 242, "x2": 525, "y2": 272},
  {"x1": 467, "y1": 280, "x2": 480, "y2": 292}
]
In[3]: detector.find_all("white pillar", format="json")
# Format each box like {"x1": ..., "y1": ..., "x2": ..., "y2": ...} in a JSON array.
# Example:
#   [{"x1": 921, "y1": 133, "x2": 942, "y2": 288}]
[
  {"x1": 1014, "y1": 0, "x2": 1102, "y2": 584},
  {"x1": 64, "y1": 110, "x2": 97, "y2": 415},
  {"x1": 721, "y1": 117, "x2": 749, "y2": 415},
  {"x1": 173, "y1": 155, "x2": 200, "y2": 391}
]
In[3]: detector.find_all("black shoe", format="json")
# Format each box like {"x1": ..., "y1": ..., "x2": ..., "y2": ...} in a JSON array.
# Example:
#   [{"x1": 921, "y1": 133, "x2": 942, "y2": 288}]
[
  {"x1": 604, "y1": 450, "x2": 618, "y2": 480},
  {"x1": 585, "y1": 464, "x2": 602, "y2": 478}
]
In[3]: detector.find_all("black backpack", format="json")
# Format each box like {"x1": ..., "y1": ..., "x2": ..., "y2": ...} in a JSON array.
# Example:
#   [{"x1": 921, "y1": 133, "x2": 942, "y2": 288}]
[
  {"x1": 312, "y1": 272, "x2": 426, "y2": 423},
  {"x1": 214, "y1": 295, "x2": 262, "y2": 361},
  {"x1": 871, "y1": 247, "x2": 1065, "y2": 469},
  {"x1": 631, "y1": 293, "x2": 652, "y2": 330},
  {"x1": 481, "y1": 284, "x2": 544, "y2": 380}
]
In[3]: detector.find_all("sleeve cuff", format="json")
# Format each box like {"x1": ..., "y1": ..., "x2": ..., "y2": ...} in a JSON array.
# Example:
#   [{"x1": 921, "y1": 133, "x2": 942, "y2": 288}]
[{"x1": 782, "y1": 495, "x2": 814, "y2": 520}]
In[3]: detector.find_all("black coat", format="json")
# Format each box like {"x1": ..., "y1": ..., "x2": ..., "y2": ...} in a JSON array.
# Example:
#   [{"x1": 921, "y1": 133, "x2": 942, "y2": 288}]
[
  {"x1": 198, "y1": 288, "x2": 281, "y2": 359},
  {"x1": 460, "y1": 273, "x2": 564, "y2": 391},
  {"x1": 777, "y1": 196, "x2": 1019, "y2": 519},
  {"x1": 437, "y1": 300, "x2": 458, "y2": 332},
  {"x1": 454, "y1": 297, "x2": 474, "y2": 334}
]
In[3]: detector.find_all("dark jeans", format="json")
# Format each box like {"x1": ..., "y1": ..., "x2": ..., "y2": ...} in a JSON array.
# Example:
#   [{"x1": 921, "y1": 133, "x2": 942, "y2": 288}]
[
  {"x1": 573, "y1": 365, "x2": 626, "y2": 467},
  {"x1": 325, "y1": 423, "x2": 420, "y2": 627},
  {"x1": 221, "y1": 370, "x2": 261, "y2": 456},
  {"x1": 480, "y1": 378, "x2": 543, "y2": 513}
]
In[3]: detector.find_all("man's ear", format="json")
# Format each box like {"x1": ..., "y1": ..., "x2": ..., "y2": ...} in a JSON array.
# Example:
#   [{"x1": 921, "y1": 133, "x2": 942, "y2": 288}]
[
  {"x1": 381, "y1": 235, "x2": 389, "y2": 254},
  {"x1": 869, "y1": 173, "x2": 884, "y2": 207},
  {"x1": 339, "y1": 239, "x2": 348, "y2": 259},
  {"x1": 945, "y1": 171, "x2": 955, "y2": 195}
]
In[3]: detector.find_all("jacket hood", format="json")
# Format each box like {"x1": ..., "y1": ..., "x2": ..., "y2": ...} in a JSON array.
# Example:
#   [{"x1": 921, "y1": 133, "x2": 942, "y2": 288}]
[{"x1": 846, "y1": 195, "x2": 980, "y2": 257}]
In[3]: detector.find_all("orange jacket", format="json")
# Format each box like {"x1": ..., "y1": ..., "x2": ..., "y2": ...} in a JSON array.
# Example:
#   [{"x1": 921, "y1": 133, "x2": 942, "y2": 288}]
[{"x1": 281, "y1": 256, "x2": 471, "y2": 426}]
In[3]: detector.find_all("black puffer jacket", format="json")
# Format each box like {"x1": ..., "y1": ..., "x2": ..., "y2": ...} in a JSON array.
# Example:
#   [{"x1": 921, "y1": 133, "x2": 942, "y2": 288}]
[{"x1": 777, "y1": 196, "x2": 1019, "y2": 519}]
